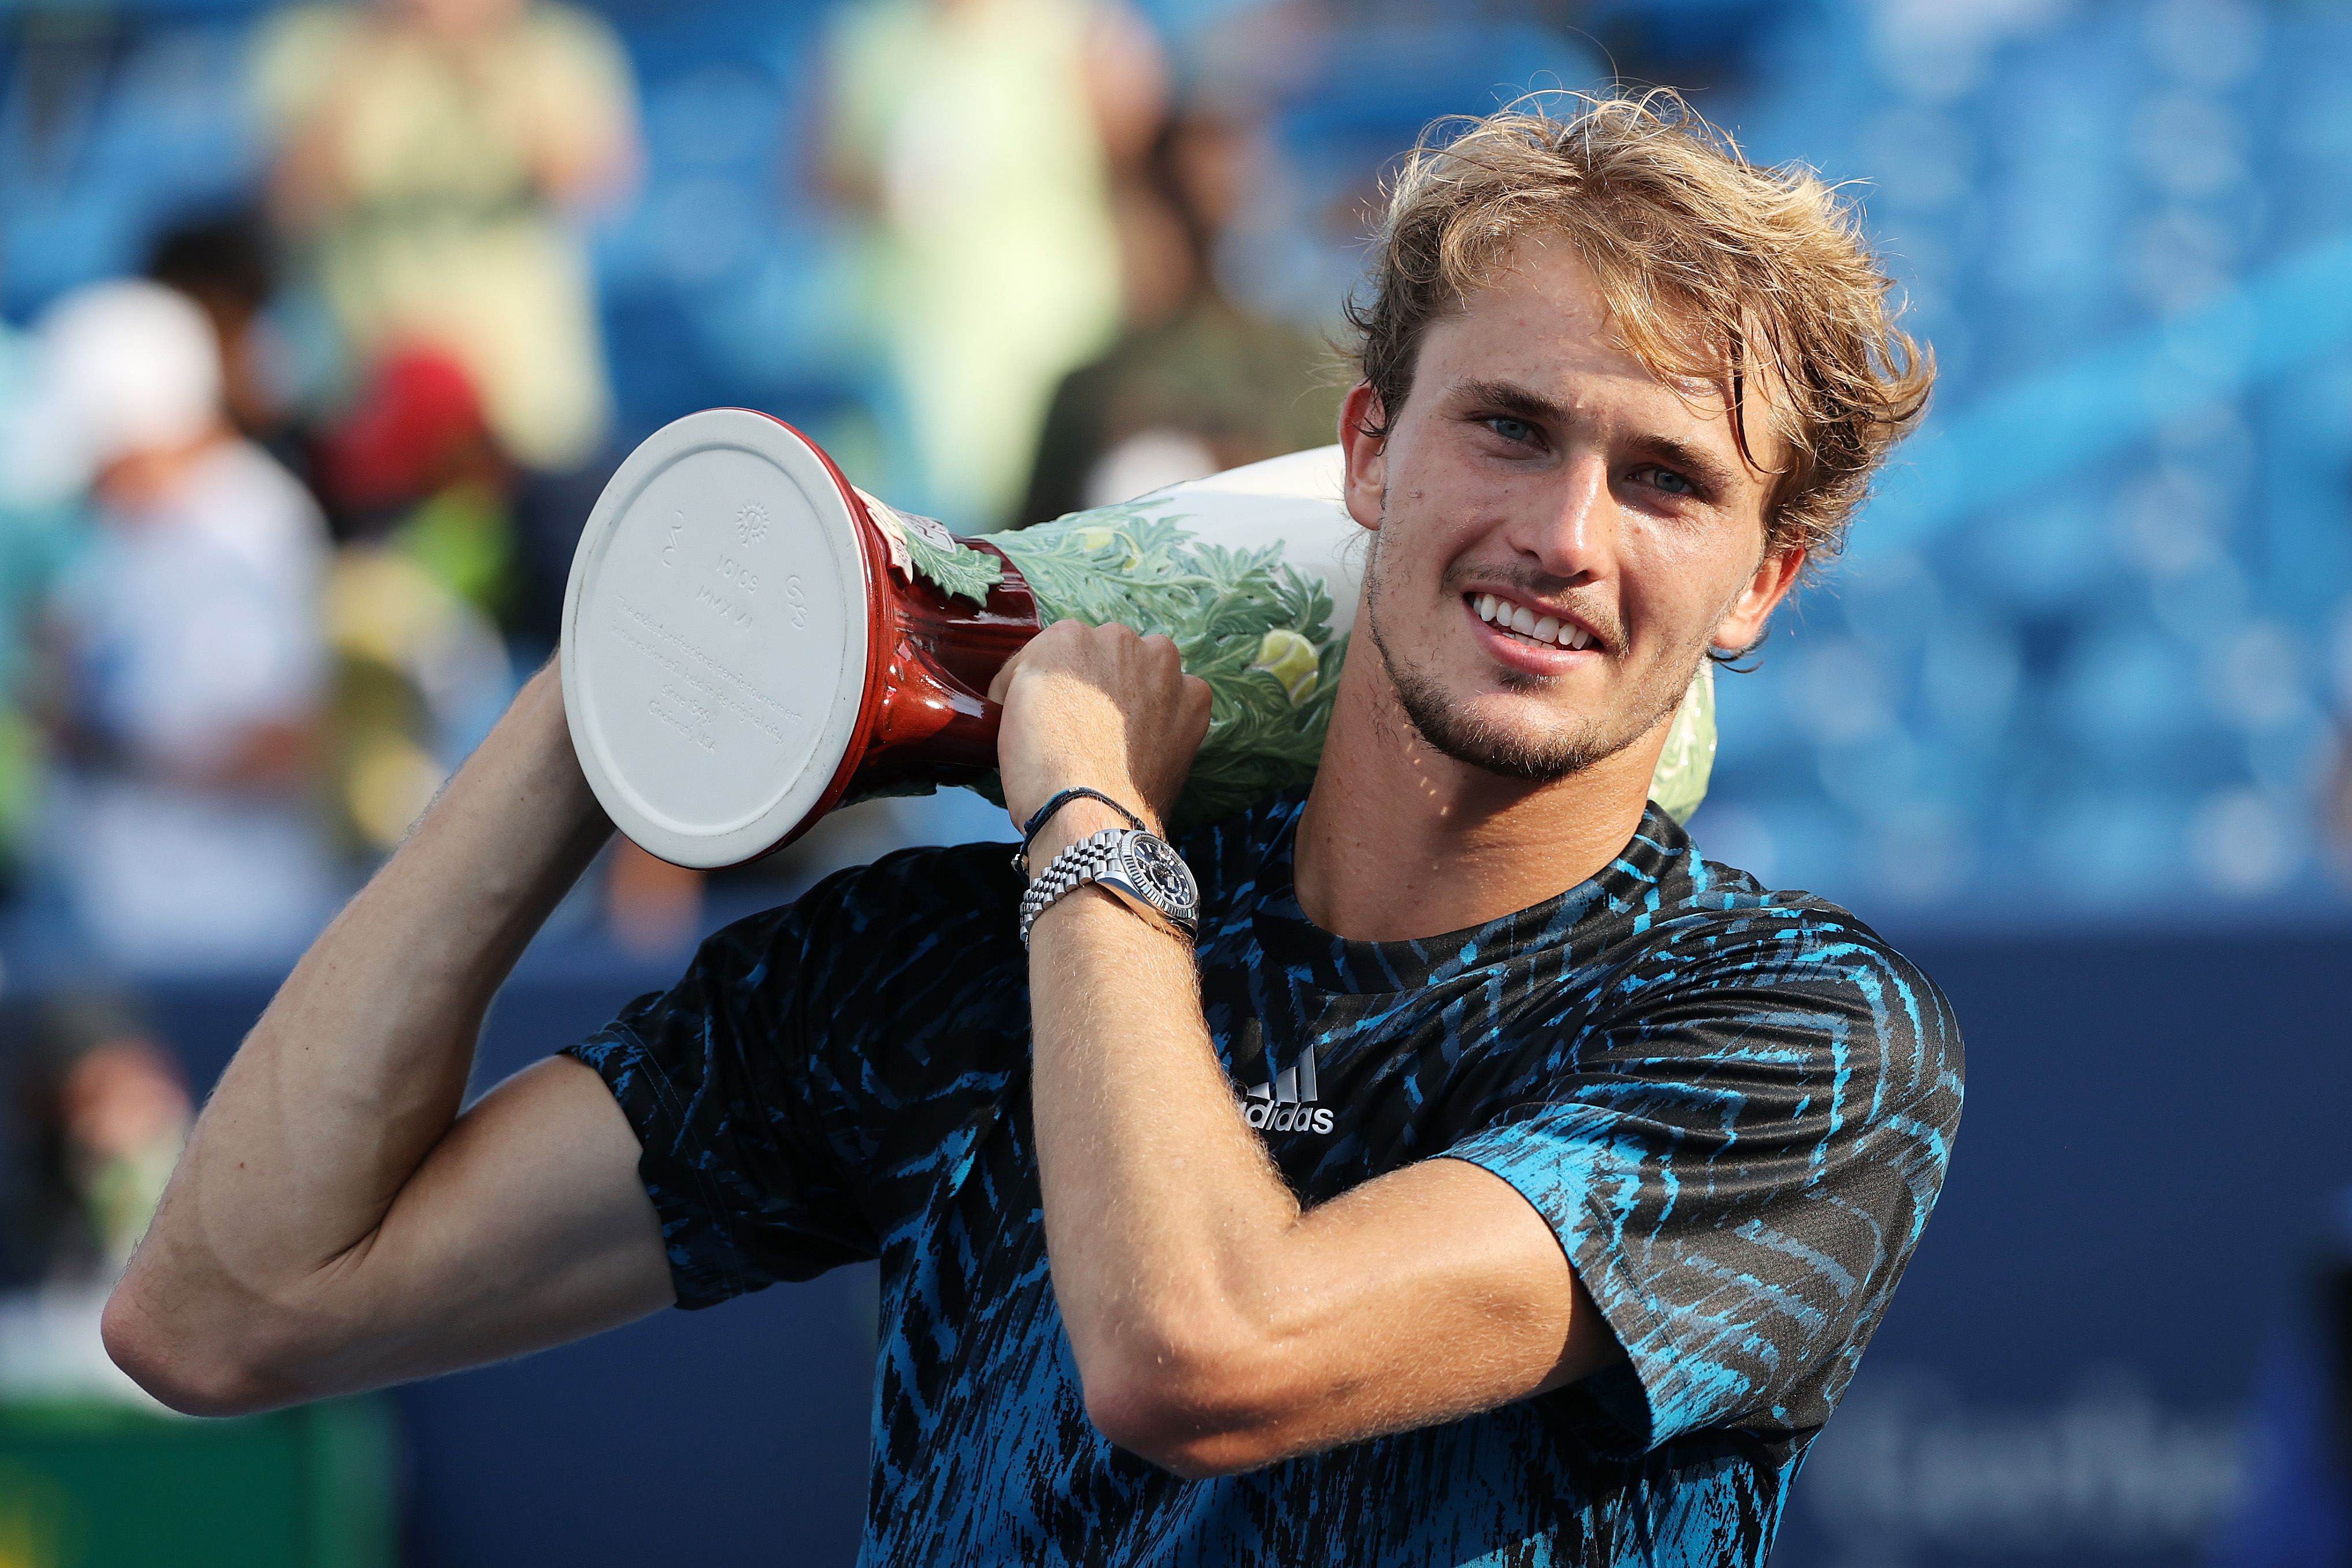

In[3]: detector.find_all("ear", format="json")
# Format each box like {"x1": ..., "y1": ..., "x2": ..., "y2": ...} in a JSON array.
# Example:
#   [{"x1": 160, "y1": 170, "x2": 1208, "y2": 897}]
[
  {"x1": 1337, "y1": 382, "x2": 1388, "y2": 533},
  {"x1": 1711, "y1": 545, "x2": 1806, "y2": 656}
]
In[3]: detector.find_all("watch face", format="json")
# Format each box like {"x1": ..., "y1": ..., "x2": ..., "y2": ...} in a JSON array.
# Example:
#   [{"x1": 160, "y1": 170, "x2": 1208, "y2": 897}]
[{"x1": 1125, "y1": 834, "x2": 1199, "y2": 914}]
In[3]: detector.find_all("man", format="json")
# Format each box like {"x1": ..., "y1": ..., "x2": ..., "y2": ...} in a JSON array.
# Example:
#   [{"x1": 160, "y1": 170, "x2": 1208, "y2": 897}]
[
  {"x1": 38, "y1": 280, "x2": 337, "y2": 968},
  {"x1": 103, "y1": 96, "x2": 1958, "y2": 1565},
  {"x1": 256, "y1": 0, "x2": 640, "y2": 474}
]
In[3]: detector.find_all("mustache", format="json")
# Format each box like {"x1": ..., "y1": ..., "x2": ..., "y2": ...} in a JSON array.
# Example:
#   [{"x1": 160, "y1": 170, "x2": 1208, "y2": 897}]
[{"x1": 1439, "y1": 559, "x2": 1624, "y2": 658}]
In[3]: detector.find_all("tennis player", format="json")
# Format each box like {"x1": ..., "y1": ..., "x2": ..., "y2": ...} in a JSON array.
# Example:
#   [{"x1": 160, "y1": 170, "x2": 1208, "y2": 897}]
[{"x1": 106, "y1": 95, "x2": 1960, "y2": 1565}]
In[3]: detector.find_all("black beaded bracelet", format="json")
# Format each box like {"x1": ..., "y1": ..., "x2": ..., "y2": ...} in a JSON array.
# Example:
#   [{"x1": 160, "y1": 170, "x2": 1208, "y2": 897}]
[{"x1": 1013, "y1": 787, "x2": 1145, "y2": 874}]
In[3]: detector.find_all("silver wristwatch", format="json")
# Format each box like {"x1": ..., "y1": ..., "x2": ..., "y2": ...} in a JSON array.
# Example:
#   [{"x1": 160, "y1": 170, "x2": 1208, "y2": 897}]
[{"x1": 1018, "y1": 827, "x2": 1201, "y2": 948}]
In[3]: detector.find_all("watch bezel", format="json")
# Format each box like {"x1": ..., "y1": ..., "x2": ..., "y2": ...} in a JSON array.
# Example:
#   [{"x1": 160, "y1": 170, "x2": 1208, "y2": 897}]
[{"x1": 1106, "y1": 830, "x2": 1200, "y2": 930}]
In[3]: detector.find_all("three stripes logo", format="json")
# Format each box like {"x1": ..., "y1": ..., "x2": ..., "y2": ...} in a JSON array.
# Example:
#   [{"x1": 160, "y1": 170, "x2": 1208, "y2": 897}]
[{"x1": 1243, "y1": 1046, "x2": 1334, "y2": 1135}]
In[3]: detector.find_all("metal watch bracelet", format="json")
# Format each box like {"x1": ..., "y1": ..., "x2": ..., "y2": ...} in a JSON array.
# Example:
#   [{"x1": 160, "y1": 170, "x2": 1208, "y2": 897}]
[{"x1": 1018, "y1": 829, "x2": 1127, "y2": 948}]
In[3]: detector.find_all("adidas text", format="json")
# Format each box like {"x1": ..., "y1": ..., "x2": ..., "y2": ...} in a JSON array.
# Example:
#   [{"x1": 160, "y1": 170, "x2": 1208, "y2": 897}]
[{"x1": 1245, "y1": 1101, "x2": 1334, "y2": 1134}]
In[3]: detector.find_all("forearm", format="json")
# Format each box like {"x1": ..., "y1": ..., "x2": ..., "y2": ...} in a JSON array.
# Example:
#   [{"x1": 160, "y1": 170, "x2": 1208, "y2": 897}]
[
  {"x1": 1026, "y1": 812, "x2": 1301, "y2": 1396},
  {"x1": 1031, "y1": 875, "x2": 1604, "y2": 1475},
  {"x1": 117, "y1": 667, "x2": 612, "y2": 1356}
]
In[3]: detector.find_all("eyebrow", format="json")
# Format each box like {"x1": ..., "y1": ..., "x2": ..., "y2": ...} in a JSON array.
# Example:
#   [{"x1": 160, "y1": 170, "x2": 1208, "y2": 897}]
[{"x1": 1448, "y1": 376, "x2": 1747, "y2": 497}]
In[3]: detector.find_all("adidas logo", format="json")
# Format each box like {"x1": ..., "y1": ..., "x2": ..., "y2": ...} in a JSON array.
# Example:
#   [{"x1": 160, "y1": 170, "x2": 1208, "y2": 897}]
[{"x1": 1243, "y1": 1046, "x2": 1334, "y2": 1135}]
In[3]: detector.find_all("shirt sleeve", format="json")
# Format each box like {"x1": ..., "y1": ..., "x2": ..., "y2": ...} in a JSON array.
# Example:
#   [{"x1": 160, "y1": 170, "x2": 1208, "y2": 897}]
[
  {"x1": 1444, "y1": 903, "x2": 1964, "y2": 1452},
  {"x1": 565, "y1": 894, "x2": 878, "y2": 1310}
]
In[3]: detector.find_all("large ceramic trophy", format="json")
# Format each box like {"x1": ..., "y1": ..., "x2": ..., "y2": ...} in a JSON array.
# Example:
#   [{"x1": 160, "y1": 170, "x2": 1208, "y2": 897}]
[{"x1": 561, "y1": 408, "x2": 1715, "y2": 869}]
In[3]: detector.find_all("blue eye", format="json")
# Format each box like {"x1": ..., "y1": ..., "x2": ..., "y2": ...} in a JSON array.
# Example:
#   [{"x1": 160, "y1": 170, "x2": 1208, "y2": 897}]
[
  {"x1": 1647, "y1": 467, "x2": 1695, "y2": 496},
  {"x1": 1488, "y1": 417, "x2": 1536, "y2": 444}
]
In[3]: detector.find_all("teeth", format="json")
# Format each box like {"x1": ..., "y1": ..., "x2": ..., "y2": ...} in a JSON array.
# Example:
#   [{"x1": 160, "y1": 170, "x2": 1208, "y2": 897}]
[{"x1": 1475, "y1": 591, "x2": 1596, "y2": 650}]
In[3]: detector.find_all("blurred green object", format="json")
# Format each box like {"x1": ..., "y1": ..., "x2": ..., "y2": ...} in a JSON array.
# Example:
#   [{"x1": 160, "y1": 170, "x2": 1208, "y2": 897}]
[
  {"x1": 1647, "y1": 661, "x2": 1717, "y2": 827},
  {"x1": 389, "y1": 482, "x2": 515, "y2": 626},
  {"x1": 994, "y1": 501, "x2": 1345, "y2": 829},
  {"x1": 0, "y1": 1399, "x2": 395, "y2": 1568}
]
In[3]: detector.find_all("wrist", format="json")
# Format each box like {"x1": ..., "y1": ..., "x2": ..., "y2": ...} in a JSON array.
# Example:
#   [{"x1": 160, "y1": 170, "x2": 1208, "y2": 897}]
[
  {"x1": 1017, "y1": 809, "x2": 1201, "y2": 949},
  {"x1": 1027, "y1": 798, "x2": 1140, "y2": 864}
]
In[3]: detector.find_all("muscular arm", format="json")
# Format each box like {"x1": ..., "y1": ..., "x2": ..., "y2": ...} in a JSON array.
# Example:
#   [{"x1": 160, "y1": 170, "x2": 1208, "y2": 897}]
[
  {"x1": 998, "y1": 625, "x2": 1619, "y2": 1479},
  {"x1": 103, "y1": 666, "x2": 674, "y2": 1415}
]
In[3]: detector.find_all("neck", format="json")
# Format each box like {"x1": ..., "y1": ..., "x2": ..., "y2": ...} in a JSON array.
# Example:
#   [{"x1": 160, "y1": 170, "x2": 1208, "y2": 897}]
[{"x1": 1292, "y1": 647, "x2": 1666, "y2": 943}]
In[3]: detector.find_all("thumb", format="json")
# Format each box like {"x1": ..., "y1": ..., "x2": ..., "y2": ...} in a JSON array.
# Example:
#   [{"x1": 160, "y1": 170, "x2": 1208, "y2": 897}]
[{"x1": 986, "y1": 645, "x2": 1025, "y2": 705}]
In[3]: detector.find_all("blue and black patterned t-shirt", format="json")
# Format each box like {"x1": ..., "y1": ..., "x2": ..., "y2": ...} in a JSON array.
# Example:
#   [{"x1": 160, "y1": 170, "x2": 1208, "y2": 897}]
[{"x1": 566, "y1": 796, "x2": 1963, "y2": 1566}]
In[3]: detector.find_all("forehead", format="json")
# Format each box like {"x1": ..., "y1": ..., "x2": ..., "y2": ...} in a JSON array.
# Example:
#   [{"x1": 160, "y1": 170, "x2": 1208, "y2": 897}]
[{"x1": 1417, "y1": 240, "x2": 1785, "y2": 472}]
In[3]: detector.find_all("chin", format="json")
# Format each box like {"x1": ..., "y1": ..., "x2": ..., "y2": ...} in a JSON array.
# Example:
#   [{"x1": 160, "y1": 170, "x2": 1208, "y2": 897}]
[{"x1": 1393, "y1": 671, "x2": 1629, "y2": 783}]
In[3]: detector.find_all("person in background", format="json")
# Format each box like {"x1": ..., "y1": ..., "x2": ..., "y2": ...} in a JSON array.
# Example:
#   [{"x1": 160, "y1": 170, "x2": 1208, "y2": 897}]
[
  {"x1": 310, "y1": 348, "x2": 516, "y2": 860},
  {"x1": 1019, "y1": 106, "x2": 1343, "y2": 523},
  {"x1": 820, "y1": 0, "x2": 1165, "y2": 530},
  {"x1": 36, "y1": 280, "x2": 338, "y2": 970},
  {"x1": 145, "y1": 208, "x2": 299, "y2": 472},
  {"x1": 317, "y1": 345, "x2": 518, "y2": 617},
  {"x1": 253, "y1": 0, "x2": 641, "y2": 476},
  {"x1": 0, "y1": 995, "x2": 191, "y2": 1405}
]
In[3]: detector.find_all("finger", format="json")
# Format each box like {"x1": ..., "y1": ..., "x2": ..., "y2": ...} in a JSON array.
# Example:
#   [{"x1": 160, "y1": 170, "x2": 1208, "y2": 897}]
[
  {"x1": 990, "y1": 620, "x2": 1083, "y2": 703},
  {"x1": 986, "y1": 642, "x2": 1027, "y2": 705},
  {"x1": 1183, "y1": 674, "x2": 1214, "y2": 744}
]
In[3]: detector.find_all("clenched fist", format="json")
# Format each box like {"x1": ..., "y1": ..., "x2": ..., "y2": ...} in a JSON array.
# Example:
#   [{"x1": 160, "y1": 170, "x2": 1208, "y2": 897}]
[{"x1": 989, "y1": 619, "x2": 1212, "y2": 836}]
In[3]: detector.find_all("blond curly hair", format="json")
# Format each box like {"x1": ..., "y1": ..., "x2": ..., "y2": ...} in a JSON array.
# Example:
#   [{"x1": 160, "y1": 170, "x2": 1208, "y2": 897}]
[{"x1": 1345, "y1": 92, "x2": 1934, "y2": 563}]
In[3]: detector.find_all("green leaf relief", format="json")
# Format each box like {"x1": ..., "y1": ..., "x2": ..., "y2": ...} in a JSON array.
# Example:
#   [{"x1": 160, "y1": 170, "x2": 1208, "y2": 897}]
[{"x1": 992, "y1": 502, "x2": 1343, "y2": 828}]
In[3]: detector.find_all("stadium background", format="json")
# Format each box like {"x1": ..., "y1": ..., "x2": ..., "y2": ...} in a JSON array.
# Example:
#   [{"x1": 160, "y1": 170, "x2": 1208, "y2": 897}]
[{"x1": 1, "y1": 0, "x2": 2348, "y2": 1563}]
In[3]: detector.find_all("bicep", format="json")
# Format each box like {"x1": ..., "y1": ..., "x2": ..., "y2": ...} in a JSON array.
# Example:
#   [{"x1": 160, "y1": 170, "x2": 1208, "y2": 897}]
[
  {"x1": 323, "y1": 1057, "x2": 672, "y2": 1393},
  {"x1": 1214, "y1": 1157, "x2": 1618, "y2": 1468}
]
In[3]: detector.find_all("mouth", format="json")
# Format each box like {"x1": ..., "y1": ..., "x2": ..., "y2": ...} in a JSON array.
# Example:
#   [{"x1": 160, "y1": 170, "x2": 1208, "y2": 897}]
[{"x1": 1464, "y1": 590, "x2": 1603, "y2": 655}]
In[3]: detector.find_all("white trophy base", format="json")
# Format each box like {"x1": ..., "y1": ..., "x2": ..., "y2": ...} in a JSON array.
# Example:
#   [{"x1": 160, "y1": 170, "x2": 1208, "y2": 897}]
[{"x1": 561, "y1": 409, "x2": 876, "y2": 870}]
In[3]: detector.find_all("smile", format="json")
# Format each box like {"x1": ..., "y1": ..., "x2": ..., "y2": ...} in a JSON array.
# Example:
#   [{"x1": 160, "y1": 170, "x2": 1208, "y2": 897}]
[{"x1": 1467, "y1": 591, "x2": 1599, "y2": 652}]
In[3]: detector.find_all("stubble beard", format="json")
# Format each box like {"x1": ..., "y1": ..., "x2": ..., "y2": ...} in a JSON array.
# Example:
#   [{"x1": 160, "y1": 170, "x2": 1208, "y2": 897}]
[{"x1": 1360, "y1": 520, "x2": 1703, "y2": 786}]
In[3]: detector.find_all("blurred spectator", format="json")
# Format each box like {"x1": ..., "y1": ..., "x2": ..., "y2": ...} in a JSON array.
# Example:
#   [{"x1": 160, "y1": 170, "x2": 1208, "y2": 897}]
[
  {"x1": 318, "y1": 345, "x2": 516, "y2": 615},
  {"x1": 312, "y1": 349, "x2": 519, "y2": 857},
  {"x1": 819, "y1": 0, "x2": 1164, "y2": 529},
  {"x1": 316, "y1": 342, "x2": 587, "y2": 663},
  {"x1": 321, "y1": 543, "x2": 511, "y2": 856},
  {"x1": 0, "y1": 996, "x2": 190, "y2": 1405},
  {"x1": 36, "y1": 280, "x2": 339, "y2": 970},
  {"x1": 145, "y1": 206, "x2": 299, "y2": 465},
  {"x1": 254, "y1": 0, "x2": 641, "y2": 474},
  {"x1": 1018, "y1": 106, "x2": 1342, "y2": 522},
  {"x1": 1, "y1": 997, "x2": 189, "y2": 1288}
]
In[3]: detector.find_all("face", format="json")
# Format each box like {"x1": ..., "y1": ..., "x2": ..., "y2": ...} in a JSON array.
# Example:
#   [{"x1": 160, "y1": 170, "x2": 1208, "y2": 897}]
[{"x1": 1341, "y1": 243, "x2": 1804, "y2": 783}]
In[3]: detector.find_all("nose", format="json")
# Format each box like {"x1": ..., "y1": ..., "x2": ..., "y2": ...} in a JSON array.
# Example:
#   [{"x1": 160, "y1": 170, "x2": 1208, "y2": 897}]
[{"x1": 1504, "y1": 450, "x2": 1617, "y2": 586}]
